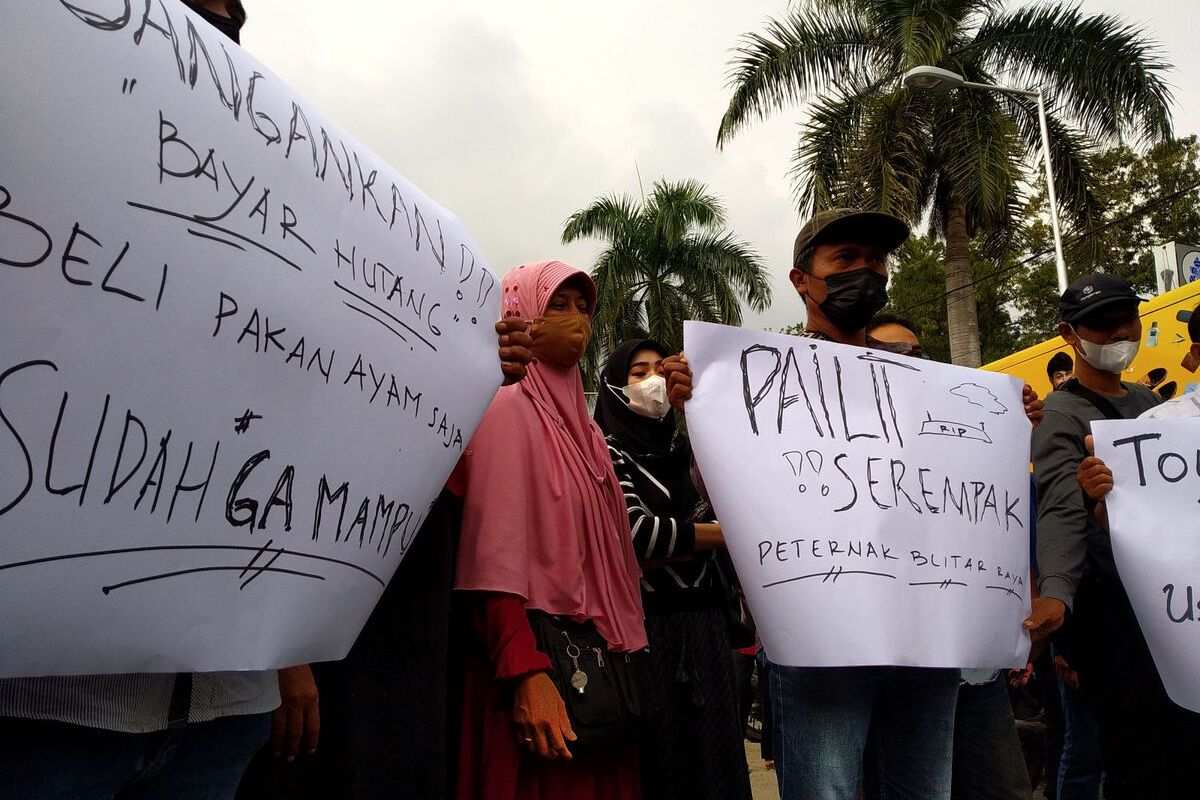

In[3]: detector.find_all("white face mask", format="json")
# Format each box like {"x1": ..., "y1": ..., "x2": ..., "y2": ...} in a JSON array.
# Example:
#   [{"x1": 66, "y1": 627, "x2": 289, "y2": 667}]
[
  {"x1": 1070, "y1": 327, "x2": 1140, "y2": 374},
  {"x1": 622, "y1": 374, "x2": 670, "y2": 420}
]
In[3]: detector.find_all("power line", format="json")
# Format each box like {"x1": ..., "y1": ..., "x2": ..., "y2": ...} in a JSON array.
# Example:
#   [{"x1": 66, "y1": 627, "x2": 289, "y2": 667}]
[{"x1": 898, "y1": 177, "x2": 1200, "y2": 313}]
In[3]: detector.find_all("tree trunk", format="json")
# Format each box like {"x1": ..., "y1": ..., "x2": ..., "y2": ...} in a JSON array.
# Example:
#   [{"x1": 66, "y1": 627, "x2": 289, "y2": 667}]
[{"x1": 943, "y1": 197, "x2": 982, "y2": 367}]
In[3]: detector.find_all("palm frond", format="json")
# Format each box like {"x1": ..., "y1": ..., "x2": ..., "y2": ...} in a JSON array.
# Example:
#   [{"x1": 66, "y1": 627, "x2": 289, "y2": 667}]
[
  {"x1": 646, "y1": 179, "x2": 727, "y2": 245},
  {"x1": 998, "y1": 92, "x2": 1103, "y2": 230},
  {"x1": 931, "y1": 88, "x2": 1024, "y2": 230},
  {"x1": 678, "y1": 231, "x2": 772, "y2": 314},
  {"x1": 971, "y1": 4, "x2": 1173, "y2": 146},
  {"x1": 561, "y1": 194, "x2": 642, "y2": 244},
  {"x1": 589, "y1": 248, "x2": 642, "y2": 348},
  {"x1": 791, "y1": 76, "x2": 891, "y2": 214},
  {"x1": 718, "y1": 6, "x2": 884, "y2": 146},
  {"x1": 859, "y1": 0, "x2": 961, "y2": 67},
  {"x1": 837, "y1": 87, "x2": 933, "y2": 219},
  {"x1": 566, "y1": 178, "x2": 770, "y2": 368}
]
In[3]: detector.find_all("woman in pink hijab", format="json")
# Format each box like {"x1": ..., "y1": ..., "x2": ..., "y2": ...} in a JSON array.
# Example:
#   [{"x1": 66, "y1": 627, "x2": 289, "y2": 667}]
[{"x1": 453, "y1": 261, "x2": 647, "y2": 800}]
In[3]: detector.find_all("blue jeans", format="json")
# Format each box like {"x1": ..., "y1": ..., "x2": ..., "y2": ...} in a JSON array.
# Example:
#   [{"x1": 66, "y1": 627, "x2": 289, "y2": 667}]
[
  {"x1": 771, "y1": 665, "x2": 959, "y2": 800},
  {"x1": 950, "y1": 675, "x2": 1031, "y2": 800},
  {"x1": 0, "y1": 713, "x2": 270, "y2": 800},
  {"x1": 1056, "y1": 673, "x2": 1102, "y2": 800}
]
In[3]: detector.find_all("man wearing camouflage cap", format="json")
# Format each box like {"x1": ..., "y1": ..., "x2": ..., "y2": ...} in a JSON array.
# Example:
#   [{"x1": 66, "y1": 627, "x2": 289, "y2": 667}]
[{"x1": 663, "y1": 208, "x2": 1044, "y2": 799}]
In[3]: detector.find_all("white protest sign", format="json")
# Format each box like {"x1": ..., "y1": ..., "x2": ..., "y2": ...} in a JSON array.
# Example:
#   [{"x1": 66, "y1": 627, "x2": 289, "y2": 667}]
[
  {"x1": 0, "y1": 1, "x2": 501, "y2": 677},
  {"x1": 1093, "y1": 418, "x2": 1200, "y2": 712},
  {"x1": 684, "y1": 322, "x2": 1031, "y2": 668}
]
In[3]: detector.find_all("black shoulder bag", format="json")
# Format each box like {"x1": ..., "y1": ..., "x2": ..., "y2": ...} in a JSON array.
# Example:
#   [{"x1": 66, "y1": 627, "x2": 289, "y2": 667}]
[
  {"x1": 713, "y1": 550, "x2": 757, "y2": 650},
  {"x1": 1057, "y1": 378, "x2": 1128, "y2": 522},
  {"x1": 527, "y1": 612, "x2": 655, "y2": 751},
  {"x1": 1058, "y1": 378, "x2": 1126, "y2": 422}
]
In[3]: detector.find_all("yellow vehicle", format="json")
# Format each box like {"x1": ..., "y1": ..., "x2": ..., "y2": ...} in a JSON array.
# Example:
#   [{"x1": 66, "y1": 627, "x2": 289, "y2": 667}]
[{"x1": 983, "y1": 279, "x2": 1200, "y2": 399}]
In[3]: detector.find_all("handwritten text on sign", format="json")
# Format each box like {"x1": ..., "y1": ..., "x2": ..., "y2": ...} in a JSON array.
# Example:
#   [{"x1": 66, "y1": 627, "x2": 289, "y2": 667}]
[
  {"x1": 0, "y1": 1, "x2": 501, "y2": 676},
  {"x1": 1094, "y1": 418, "x2": 1200, "y2": 712},
  {"x1": 684, "y1": 322, "x2": 1032, "y2": 668}
]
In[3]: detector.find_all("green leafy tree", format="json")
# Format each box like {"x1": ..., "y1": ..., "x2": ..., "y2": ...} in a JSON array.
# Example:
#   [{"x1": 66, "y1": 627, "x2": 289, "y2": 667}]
[
  {"x1": 1009, "y1": 256, "x2": 1060, "y2": 350},
  {"x1": 1085, "y1": 135, "x2": 1200, "y2": 290},
  {"x1": 882, "y1": 235, "x2": 1018, "y2": 363},
  {"x1": 562, "y1": 179, "x2": 771, "y2": 388},
  {"x1": 1012, "y1": 135, "x2": 1200, "y2": 347},
  {"x1": 717, "y1": 0, "x2": 1173, "y2": 367}
]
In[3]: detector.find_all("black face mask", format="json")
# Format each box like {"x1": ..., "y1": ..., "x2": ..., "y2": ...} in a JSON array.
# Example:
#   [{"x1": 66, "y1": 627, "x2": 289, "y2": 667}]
[
  {"x1": 812, "y1": 268, "x2": 889, "y2": 333},
  {"x1": 184, "y1": 3, "x2": 242, "y2": 43}
]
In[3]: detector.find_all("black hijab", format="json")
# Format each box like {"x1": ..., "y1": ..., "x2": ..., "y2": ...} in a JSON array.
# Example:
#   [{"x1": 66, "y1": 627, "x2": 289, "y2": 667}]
[
  {"x1": 595, "y1": 340, "x2": 703, "y2": 529},
  {"x1": 594, "y1": 338, "x2": 676, "y2": 456}
]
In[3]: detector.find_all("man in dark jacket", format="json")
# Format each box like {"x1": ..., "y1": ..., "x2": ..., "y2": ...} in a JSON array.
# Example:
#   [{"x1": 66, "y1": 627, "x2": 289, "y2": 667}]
[{"x1": 1026, "y1": 273, "x2": 1199, "y2": 799}]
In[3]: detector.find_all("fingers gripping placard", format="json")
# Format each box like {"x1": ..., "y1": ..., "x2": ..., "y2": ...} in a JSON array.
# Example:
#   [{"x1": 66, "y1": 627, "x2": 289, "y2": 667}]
[
  {"x1": 684, "y1": 322, "x2": 1032, "y2": 668},
  {"x1": 0, "y1": 1, "x2": 501, "y2": 676}
]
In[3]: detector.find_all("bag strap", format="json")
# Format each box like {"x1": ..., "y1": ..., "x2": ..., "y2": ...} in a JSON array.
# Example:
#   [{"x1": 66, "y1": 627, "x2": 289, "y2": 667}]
[
  {"x1": 1058, "y1": 378, "x2": 1128, "y2": 421},
  {"x1": 712, "y1": 550, "x2": 741, "y2": 594},
  {"x1": 1057, "y1": 378, "x2": 1136, "y2": 524}
]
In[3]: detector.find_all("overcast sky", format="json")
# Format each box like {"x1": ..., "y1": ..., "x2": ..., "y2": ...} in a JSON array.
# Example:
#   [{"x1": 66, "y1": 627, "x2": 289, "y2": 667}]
[{"x1": 244, "y1": 0, "x2": 1199, "y2": 333}]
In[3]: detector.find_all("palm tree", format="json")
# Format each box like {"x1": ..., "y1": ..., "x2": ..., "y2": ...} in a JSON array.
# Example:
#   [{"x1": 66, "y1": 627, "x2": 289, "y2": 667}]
[
  {"x1": 563, "y1": 179, "x2": 771, "y2": 387},
  {"x1": 717, "y1": 0, "x2": 1173, "y2": 366}
]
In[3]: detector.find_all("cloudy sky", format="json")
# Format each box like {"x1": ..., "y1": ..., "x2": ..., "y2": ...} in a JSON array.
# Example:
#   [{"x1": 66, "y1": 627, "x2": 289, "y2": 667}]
[{"x1": 245, "y1": 0, "x2": 1200, "y2": 333}]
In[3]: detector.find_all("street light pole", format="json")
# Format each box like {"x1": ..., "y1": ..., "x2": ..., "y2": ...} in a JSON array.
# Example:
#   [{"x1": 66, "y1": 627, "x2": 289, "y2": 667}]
[
  {"x1": 902, "y1": 67, "x2": 1070, "y2": 294},
  {"x1": 1034, "y1": 90, "x2": 1069, "y2": 295}
]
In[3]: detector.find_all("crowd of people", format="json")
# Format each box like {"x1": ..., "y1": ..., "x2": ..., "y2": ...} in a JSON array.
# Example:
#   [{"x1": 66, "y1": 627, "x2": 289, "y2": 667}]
[{"x1": 3, "y1": 2, "x2": 1200, "y2": 800}]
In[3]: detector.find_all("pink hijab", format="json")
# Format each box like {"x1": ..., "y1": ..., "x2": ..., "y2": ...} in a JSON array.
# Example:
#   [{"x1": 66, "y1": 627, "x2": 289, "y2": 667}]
[{"x1": 455, "y1": 261, "x2": 647, "y2": 652}]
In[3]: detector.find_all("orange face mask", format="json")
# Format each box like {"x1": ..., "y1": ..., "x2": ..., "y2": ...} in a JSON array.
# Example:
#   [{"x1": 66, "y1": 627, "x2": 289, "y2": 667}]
[{"x1": 530, "y1": 313, "x2": 591, "y2": 369}]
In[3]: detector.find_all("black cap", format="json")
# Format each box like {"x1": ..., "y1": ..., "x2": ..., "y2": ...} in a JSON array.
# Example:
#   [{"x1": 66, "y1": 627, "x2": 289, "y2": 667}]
[
  {"x1": 1059, "y1": 274, "x2": 1146, "y2": 324},
  {"x1": 793, "y1": 208, "x2": 910, "y2": 268}
]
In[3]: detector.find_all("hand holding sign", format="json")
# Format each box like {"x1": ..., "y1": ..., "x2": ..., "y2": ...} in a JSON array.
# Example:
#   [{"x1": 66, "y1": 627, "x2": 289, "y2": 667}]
[
  {"x1": 1077, "y1": 435, "x2": 1114, "y2": 504},
  {"x1": 1023, "y1": 384, "x2": 1045, "y2": 429},
  {"x1": 496, "y1": 317, "x2": 535, "y2": 385},
  {"x1": 1023, "y1": 596, "x2": 1067, "y2": 647},
  {"x1": 662, "y1": 353, "x2": 692, "y2": 411}
]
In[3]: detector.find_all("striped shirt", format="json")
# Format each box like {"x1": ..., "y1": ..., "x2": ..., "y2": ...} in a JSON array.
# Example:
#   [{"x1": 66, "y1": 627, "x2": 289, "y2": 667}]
[
  {"x1": 0, "y1": 671, "x2": 279, "y2": 733},
  {"x1": 607, "y1": 438, "x2": 717, "y2": 594},
  {"x1": 609, "y1": 331, "x2": 832, "y2": 595}
]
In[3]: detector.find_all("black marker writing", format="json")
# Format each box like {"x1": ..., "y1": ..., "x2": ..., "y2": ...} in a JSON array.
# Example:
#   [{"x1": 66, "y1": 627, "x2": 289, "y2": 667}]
[
  {"x1": 741, "y1": 343, "x2": 901, "y2": 444},
  {"x1": 1163, "y1": 583, "x2": 1199, "y2": 623},
  {"x1": 0, "y1": 185, "x2": 53, "y2": 268}
]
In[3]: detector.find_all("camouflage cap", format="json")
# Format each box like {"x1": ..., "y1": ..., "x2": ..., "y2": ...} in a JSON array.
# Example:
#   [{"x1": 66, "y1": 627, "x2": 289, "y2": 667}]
[{"x1": 792, "y1": 208, "x2": 911, "y2": 268}]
